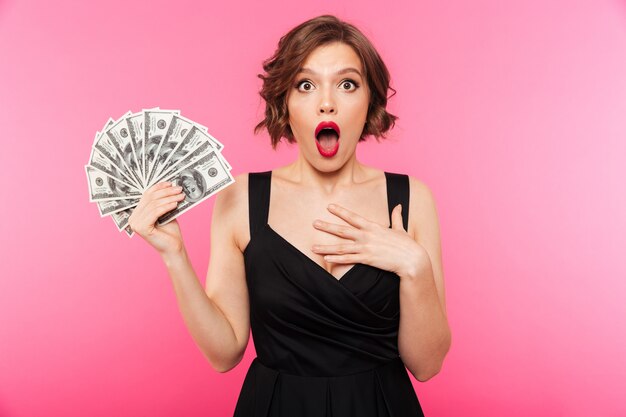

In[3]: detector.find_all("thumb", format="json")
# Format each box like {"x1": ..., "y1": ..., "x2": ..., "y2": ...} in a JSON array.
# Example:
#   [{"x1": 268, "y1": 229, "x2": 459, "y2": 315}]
[{"x1": 391, "y1": 204, "x2": 405, "y2": 231}]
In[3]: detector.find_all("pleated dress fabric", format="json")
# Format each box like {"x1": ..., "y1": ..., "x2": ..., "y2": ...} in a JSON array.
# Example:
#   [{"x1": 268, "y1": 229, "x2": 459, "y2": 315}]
[{"x1": 233, "y1": 171, "x2": 425, "y2": 417}]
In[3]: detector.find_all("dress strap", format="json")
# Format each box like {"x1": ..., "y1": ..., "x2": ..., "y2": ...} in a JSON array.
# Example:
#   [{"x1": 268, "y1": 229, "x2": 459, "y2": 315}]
[
  {"x1": 248, "y1": 171, "x2": 272, "y2": 239},
  {"x1": 384, "y1": 172, "x2": 410, "y2": 231}
]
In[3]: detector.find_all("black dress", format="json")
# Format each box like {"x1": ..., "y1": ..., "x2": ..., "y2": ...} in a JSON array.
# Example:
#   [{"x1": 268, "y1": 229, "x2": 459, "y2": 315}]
[{"x1": 233, "y1": 171, "x2": 425, "y2": 417}]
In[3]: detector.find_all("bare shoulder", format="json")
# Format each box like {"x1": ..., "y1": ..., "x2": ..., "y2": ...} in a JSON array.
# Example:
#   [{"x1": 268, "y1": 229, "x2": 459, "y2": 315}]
[
  {"x1": 212, "y1": 172, "x2": 250, "y2": 253},
  {"x1": 214, "y1": 172, "x2": 248, "y2": 210},
  {"x1": 408, "y1": 176, "x2": 436, "y2": 201},
  {"x1": 407, "y1": 176, "x2": 440, "y2": 242},
  {"x1": 407, "y1": 175, "x2": 447, "y2": 312}
]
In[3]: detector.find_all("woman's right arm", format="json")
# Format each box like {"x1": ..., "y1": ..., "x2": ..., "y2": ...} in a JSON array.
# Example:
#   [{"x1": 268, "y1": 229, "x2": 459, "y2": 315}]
[{"x1": 128, "y1": 175, "x2": 250, "y2": 372}]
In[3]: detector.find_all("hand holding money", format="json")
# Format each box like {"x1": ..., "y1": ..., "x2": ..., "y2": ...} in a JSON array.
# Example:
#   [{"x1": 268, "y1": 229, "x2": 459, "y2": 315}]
[
  {"x1": 85, "y1": 108, "x2": 234, "y2": 237},
  {"x1": 128, "y1": 182, "x2": 186, "y2": 254}
]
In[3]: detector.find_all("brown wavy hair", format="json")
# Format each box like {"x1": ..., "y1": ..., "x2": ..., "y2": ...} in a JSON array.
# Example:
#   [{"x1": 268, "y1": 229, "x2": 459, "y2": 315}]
[{"x1": 254, "y1": 15, "x2": 398, "y2": 149}]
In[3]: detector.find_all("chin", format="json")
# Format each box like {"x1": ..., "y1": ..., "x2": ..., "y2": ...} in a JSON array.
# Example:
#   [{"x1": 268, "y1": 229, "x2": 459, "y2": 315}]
[
  {"x1": 299, "y1": 141, "x2": 355, "y2": 172},
  {"x1": 311, "y1": 156, "x2": 350, "y2": 173}
]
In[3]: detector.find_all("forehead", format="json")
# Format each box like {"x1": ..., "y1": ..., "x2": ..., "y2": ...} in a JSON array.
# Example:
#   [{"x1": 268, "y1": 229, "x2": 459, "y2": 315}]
[{"x1": 301, "y1": 42, "x2": 363, "y2": 73}]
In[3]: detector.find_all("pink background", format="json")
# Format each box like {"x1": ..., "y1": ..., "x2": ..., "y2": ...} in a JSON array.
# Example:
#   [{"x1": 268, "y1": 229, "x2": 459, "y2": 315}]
[{"x1": 1, "y1": 0, "x2": 625, "y2": 416}]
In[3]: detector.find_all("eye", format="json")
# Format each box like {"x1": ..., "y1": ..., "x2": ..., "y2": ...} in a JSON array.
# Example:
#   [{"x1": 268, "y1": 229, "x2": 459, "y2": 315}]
[
  {"x1": 296, "y1": 80, "x2": 315, "y2": 92},
  {"x1": 340, "y1": 79, "x2": 359, "y2": 91}
]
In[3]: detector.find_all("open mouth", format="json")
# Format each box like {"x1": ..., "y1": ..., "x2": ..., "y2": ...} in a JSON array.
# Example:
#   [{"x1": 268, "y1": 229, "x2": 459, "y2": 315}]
[{"x1": 315, "y1": 121, "x2": 340, "y2": 157}]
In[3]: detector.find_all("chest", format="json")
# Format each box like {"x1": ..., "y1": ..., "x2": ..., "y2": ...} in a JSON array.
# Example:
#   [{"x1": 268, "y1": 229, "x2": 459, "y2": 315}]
[{"x1": 266, "y1": 183, "x2": 390, "y2": 280}]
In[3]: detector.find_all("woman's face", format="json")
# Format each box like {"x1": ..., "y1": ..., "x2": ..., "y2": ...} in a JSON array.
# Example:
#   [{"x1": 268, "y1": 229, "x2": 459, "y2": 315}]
[{"x1": 287, "y1": 42, "x2": 370, "y2": 171}]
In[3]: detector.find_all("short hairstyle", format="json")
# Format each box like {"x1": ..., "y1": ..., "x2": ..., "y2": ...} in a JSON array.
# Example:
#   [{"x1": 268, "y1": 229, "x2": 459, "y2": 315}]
[{"x1": 254, "y1": 15, "x2": 398, "y2": 149}]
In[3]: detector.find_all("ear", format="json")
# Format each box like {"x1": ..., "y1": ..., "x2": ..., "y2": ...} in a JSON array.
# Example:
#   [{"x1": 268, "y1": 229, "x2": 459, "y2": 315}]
[{"x1": 391, "y1": 204, "x2": 404, "y2": 231}]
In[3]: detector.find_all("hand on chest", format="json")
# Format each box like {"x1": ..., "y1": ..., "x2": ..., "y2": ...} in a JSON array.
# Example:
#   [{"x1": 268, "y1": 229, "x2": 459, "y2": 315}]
[{"x1": 267, "y1": 190, "x2": 390, "y2": 278}]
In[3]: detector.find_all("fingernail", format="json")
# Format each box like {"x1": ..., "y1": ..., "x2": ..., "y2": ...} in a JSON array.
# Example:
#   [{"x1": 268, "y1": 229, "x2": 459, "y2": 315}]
[{"x1": 328, "y1": 204, "x2": 336, "y2": 210}]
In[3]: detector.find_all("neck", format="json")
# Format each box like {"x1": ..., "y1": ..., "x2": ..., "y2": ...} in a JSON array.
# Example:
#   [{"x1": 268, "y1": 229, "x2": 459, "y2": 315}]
[{"x1": 285, "y1": 150, "x2": 365, "y2": 194}]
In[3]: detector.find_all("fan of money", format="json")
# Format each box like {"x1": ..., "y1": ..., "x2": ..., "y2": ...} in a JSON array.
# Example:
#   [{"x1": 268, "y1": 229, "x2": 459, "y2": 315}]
[{"x1": 85, "y1": 109, "x2": 234, "y2": 237}]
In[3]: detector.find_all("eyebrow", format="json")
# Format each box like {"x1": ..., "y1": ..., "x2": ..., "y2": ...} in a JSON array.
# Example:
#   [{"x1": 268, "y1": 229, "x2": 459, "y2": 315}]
[{"x1": 297, "y1": 67, "x2": 363, "y2": 77}]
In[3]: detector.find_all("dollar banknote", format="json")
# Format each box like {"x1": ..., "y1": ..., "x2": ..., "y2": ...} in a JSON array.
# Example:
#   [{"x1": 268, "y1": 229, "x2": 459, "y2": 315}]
[
  {"x1": 92, "y1": 121, "x2": 141, "y2": 188},
  {"x1": 157, "y1": 151, "x2": 234, "y2": 225},
  {"x1": 143, "y1": 109, "x2": 180, "y2": 185},
  {"x1": 125, "y1": 107, "x2": 162, "y2": 183},
  {"x1": 85, "y1": 165, "x2": 141, "y2": 201},
  {"x1": 86, "y1": 109, "x2": 233, "y2": 237},
  {"x1": 111, "y1": 207, "x2": 133, "y2": 231},
  {"x1": 89, "y1": 129, "x2": 138, "y2": 187},
  {"x1": 149, "y1": 127, "x2": 228, "y2": 188},
  {"x1": 145, "y1": 114, "x2": 198, "y2": 186},
  {"x1": 105, "y1": 112, "x2": 144, "y2": 187},
  {"x1": 96, "y1": 198, "x2": 139, "y2": 217}
]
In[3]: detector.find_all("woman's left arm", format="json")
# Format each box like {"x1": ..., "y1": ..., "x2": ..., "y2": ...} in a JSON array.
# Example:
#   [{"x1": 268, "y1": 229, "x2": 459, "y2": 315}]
[
  {"x1": 396, "y1": 178, "x2": 451, "y2": 382},
  {"x1": 311, "y1": 178, "x2": 451, "y2": 382}
]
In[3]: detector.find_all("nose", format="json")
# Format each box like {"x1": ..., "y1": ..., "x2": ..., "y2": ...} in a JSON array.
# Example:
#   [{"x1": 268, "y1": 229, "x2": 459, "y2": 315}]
[{"x1": 318, "y1": 93, "x2": 336, "y2": 114}]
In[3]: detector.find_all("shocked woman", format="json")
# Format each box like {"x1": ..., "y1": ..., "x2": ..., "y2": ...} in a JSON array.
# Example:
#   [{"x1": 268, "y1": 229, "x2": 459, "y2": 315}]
[{"x1": 129, "y1": 14, "x2": 451, "y2": 417}]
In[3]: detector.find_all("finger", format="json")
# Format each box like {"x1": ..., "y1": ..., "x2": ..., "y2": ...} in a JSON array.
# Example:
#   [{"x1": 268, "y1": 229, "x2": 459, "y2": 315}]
[
  {"x1": 323, "y1": 253, "x2": 365, "y2": 264},
  {"x1": 391, "y1": 204, "x2": 405, "y2": 231},
  {"x1": 149, "y1": 181, "x2": 174, "y2": 193},
  {"x1": 152, "y1": 185, "x2": 184, "y2": 200},
  {"x1": 147, "y1": 195, "x2": 182, "y2": 214},
  {"x1": 134, "y1": 202, "x2": 178, "y2": 234},
  {"x1": 156, "y1": 193, "x2": 186, "y2": 206},
  {"x1": 311, "y1": 243, "x2": 361, "y2": 255},
  {"x1": 146, "y1": 181, "x2": 175, "y2": 195},
  {"x1": 143, "y1": 194, "x2": 177, "y2": 214},
  {"x1": 152, "y1": 201, "x2": 179, "y2": 218},
  {"x1": 313, "y1": 220, "x2": 358, "y2": 240},
  {"x1": 327, "y1": 204, "x2": 370, "y2": 229}
]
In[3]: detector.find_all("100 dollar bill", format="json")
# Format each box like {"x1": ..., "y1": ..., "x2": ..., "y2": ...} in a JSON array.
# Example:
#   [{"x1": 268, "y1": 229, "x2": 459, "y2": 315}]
[{"x1": 157, "y1": 151, "x2": 234, "y2": 225}]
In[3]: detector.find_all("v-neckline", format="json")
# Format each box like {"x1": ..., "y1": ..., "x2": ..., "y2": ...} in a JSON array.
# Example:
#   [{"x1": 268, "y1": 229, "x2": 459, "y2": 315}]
[
  {"x1": 265, "y1": 223, "x2": 362, "y2": 282},
  {"x1": 264, "y1": 170, "x2": 393, "y2": 283}
]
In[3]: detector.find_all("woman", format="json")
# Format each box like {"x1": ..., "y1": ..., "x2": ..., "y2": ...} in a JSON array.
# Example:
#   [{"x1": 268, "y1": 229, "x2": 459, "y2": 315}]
[{"x1": 129, "y1": 15, "x2": 451, "y2": 417}]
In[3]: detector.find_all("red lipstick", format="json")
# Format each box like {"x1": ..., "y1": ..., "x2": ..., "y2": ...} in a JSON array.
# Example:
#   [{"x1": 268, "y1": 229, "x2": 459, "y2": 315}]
[
  {"x1": 315, "y1": 121, "x2": 340, "y2": 158},
  {"x1": 315, "y1": 121, "x2": 341, "y2": 138}
]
